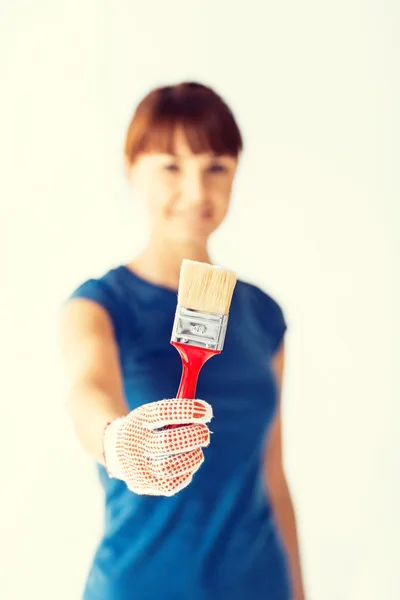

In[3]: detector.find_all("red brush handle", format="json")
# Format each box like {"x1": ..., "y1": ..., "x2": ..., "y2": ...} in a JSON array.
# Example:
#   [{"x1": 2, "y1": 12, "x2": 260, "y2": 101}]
[
  {"x1": 173, "y1": 342, "x2": 219, "y2": 398},
  {"x1": 167, "y1": 342, "x2": 219, "y2": 429}
]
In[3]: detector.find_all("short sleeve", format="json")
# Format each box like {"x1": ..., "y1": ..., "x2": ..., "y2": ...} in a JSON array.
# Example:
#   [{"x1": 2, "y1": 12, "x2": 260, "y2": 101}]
[
  {"x1": 68, "y1": 278, "x2": 122, "y2": 340},
  {"x1": 250, "y1": 284, "x2": 287, "y2": 355},
  {"x1": 268, "y1": 300, "x2": 287, "y2": 354}
]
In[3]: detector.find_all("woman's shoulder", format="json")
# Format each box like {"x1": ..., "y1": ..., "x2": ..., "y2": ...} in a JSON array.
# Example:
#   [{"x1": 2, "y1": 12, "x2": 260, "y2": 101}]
[
  {"x1": 68, "y1": 265, "x2": 123, "y2": 302},
  {"x1": 67, "y1": 266, "x2": 137, "y2": 335},
  {"x1": 235, "y1": 278, "x2": 285, "y2": 317},
  {"x1": 235, "y1": 278, "x2": 287, "y2": 352}
]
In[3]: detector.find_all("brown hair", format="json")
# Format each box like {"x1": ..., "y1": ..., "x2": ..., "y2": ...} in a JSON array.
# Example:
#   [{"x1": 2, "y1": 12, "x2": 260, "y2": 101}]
[{"x1": 124, "y1": 82, "x2": 243, "y2": 166}]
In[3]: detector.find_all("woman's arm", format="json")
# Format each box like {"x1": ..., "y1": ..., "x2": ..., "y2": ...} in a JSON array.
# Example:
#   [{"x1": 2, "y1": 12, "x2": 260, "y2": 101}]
[
  {"x1": 265, "y1": 341, "x2": 306, "y2": 600},
  {"x1": 59, "y1": 299, "x2": 128, "y2": 464}
]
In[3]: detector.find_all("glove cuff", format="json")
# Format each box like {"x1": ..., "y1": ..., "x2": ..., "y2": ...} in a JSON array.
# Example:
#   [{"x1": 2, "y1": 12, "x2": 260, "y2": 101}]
[{"x1": 103, "y1": 417, "x2": 125, "y2": 479}]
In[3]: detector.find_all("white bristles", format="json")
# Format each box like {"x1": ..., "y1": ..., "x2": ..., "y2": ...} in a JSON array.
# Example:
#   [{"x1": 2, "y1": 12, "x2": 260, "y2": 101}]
[{"x1": 177, "y1": 260, "x2": 237, "y2": 315}]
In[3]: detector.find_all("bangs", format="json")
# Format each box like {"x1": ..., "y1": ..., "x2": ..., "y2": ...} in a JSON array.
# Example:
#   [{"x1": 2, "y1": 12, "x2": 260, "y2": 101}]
[
  {"x1": 125, "y1": 83, "x2": 243, "y2": 164},
  {"x1": 135, "y1": 112, "x2": 240, "y2": 157}
]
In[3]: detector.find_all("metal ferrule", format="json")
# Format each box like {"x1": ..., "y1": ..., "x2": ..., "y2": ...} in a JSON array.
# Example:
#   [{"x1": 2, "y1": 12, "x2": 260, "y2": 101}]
[{"x1": 171, "y1": 306, "x2": 229, "y2": 351}]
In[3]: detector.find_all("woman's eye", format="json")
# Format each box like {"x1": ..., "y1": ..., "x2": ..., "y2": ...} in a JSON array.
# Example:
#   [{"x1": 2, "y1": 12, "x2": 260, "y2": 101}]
[
  {"x1": 208, "y1": 164, "x2": 227, "y2": 174},
  {"x1": 164, "y1": 164, "x2": 179, "y2": 172}
]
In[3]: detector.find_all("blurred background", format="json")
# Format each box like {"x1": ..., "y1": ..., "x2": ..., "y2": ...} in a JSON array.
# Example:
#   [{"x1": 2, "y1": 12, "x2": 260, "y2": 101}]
[{"x1": 1, "y1": 1, "x2": 399, "y2": 598}]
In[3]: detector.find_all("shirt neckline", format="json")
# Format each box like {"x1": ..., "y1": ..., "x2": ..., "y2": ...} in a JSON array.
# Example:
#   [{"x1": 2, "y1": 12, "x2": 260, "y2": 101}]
[{"x1": 119, "y1": 265, "x2": 179, "y2": 296}]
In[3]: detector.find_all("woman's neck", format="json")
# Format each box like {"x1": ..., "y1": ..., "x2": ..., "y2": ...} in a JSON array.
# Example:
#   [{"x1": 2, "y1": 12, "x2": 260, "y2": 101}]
[{"x1": 128, "y1": 234, "x2": 212, "y2": 291}]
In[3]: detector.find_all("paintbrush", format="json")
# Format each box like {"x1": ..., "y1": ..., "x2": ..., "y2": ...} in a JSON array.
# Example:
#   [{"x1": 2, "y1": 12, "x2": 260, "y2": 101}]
[{"x1": 170, "y1": 259, "x2": 237, "y2": 405}]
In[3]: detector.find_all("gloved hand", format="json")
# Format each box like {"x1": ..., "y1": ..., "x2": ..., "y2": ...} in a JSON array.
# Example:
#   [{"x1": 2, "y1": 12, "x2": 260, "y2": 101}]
[{"x1": 103, "y1": 398, "x2": 213, "y2": 496}]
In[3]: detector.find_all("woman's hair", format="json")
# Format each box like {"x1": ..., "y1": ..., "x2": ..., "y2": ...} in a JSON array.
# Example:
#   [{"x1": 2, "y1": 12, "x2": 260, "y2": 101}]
[{"x1": 124, "y1": 82, "x2": 243, "y2": 166}]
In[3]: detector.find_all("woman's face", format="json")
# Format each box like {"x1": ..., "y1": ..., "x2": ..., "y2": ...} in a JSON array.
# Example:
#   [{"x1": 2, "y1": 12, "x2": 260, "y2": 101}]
[{"x1": 128, "y1": 129, "x2": 238, "y2": 244}]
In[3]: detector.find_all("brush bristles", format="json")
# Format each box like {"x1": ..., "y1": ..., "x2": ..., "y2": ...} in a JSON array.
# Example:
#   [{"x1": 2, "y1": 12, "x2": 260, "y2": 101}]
[{"x1": 177, "y1": 260, "x2": 237, "y2": 315}]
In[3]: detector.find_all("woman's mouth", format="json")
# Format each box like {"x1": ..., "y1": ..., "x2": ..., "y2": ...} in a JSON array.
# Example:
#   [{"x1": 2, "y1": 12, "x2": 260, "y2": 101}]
[{"x1": 173, "y1": 210, "x2": 212, "y2": 221}]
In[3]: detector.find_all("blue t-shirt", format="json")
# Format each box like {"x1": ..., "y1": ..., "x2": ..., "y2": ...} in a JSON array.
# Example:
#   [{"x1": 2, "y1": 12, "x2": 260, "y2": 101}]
[{"x1": 70, "y1": 265, "x2": 290, "y2": 600}]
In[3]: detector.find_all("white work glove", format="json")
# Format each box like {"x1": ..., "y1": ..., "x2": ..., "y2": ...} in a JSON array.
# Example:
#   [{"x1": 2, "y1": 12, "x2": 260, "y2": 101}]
[{"x1": 103, "y1": 398, "x2": 213, "y2": 496}]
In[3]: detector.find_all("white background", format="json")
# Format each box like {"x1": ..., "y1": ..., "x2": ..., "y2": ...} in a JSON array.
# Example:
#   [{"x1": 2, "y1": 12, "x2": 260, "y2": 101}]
[{"x1": 1, "y1": 1, "x2": 399, "y2": 599}]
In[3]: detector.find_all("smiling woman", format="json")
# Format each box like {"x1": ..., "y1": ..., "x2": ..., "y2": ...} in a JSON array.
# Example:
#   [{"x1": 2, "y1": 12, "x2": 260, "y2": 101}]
[{"x1": 60, "y1": 81, "x2": 305, "y2": 600}]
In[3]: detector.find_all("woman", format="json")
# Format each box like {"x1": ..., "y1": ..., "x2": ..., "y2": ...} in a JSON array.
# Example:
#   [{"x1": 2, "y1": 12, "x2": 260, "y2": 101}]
[{"x1": 60, "y1": 82, "x2": 305, "y2": 599}]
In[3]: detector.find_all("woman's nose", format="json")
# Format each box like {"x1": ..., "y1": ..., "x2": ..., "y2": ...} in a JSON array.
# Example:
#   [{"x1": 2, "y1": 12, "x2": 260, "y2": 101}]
[{"x1": 181, "y1": 172, "x2": 207, "y2": 206}]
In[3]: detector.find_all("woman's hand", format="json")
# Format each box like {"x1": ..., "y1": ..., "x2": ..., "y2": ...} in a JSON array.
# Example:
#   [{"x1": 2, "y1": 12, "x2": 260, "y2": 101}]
[{"x1": 103, "y1": 398, "x2": 213, "y2": 496}]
